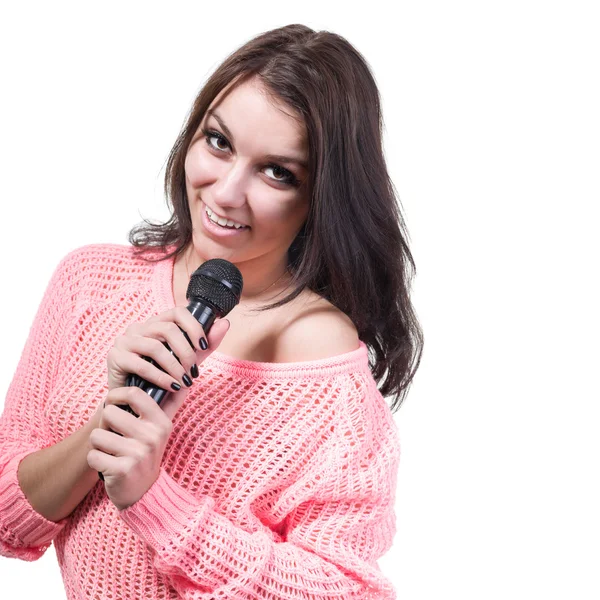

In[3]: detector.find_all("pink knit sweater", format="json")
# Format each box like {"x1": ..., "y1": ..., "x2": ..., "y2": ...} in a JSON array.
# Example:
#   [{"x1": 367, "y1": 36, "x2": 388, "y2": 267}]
[{"x1": 0, "y1": 243, "x2": 401, "y2": 599}]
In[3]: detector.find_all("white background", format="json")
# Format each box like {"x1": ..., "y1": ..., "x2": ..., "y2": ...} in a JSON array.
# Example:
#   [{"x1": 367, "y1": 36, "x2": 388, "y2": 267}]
[{"x1": 1, "y1": 1, "x2": 598, "y2": 598}]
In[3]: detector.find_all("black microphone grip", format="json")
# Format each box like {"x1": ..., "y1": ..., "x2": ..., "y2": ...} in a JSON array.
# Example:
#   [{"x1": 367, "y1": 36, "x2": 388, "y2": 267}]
[
  {"x1": 97, "y1": 327, "x2": 195, "y2": 481},
  {"x1": 96, "y1": 257, "x2": 242, "y2": 483}
]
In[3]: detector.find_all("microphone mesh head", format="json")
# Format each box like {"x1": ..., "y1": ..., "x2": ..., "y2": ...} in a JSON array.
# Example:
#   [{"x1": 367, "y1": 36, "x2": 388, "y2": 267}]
[{"x1": 186, "y1": 258, "x2": 243, "y2": 316}]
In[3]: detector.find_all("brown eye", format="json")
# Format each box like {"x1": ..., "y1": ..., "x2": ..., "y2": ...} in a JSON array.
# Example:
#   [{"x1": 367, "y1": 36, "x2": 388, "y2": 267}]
[
  {"x1": 264, "y1": 164, "x2": 299, "y2": 186},
  {"x1": 202, "y1": 129, "x2": 229, "y2": 152},
  {"x1": 201, "y1": 127, "x2": 302, "y2": 188}
]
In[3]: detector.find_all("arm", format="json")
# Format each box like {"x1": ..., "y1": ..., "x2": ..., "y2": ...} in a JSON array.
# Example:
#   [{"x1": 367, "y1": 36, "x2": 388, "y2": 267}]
[
  {"x1": 16, "y1": 406, "x2": 102, "y2": 522},
  {"x1": 0, "y1": 248, "x2": 93, "y2": 560},
  {"x1": 118, "y1": 378, "x2": 400, "y2": 599}
]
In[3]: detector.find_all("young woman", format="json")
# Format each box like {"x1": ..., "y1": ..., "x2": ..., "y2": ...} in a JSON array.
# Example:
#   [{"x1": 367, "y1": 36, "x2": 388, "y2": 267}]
[{"x1": 0, "y1": 24, "x2": 423, "y2": 599}]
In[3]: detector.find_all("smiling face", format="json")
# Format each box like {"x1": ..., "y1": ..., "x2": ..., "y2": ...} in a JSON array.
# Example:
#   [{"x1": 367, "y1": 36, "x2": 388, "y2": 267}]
[{"x1": 183, "y1": 77, "x2": 310, "y2": 284}]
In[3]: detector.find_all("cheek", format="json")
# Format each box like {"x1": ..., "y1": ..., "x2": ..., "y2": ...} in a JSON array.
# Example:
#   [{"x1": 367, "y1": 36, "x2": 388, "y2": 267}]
[
  {"x1": 258, "y1": 197, "x2": 308, "y2": 227},
  {"x1": 184, "y1": 144, "x2": 217, "y2": 188}
]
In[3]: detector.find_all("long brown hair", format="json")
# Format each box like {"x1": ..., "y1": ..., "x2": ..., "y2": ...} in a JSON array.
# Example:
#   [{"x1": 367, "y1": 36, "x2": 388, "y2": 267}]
[{"x1": 128, "y1": 24, "x2": 424, "y2": 413}]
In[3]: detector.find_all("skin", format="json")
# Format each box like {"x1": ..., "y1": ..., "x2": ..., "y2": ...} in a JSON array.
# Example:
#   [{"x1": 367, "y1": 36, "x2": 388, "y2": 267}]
[
  {"x1": 87, "y1": 315, "x2": 231, "y2": 511},
  {"x1": 88, "y1": 77, "x2": 315, "y2": 509},
  {"x1": 175, "y1": 75, "x2": 311, "y2": 306}
]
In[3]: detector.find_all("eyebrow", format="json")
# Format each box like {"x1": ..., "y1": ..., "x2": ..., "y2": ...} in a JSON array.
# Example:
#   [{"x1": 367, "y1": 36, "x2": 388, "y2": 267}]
[{"x1": 206, "y1": 108, "x2": 308, "y2": 170}]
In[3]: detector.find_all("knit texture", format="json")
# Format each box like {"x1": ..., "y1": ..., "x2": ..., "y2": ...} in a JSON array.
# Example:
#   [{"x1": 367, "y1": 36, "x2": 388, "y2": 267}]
[{"x1": 0, "y1": 243, "x2": 401, "y2": 599}]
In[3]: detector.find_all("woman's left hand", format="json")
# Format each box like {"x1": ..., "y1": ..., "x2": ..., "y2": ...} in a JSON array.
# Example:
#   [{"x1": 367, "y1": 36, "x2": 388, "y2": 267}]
[{"x1": 87, "y1": 385, "x2": 183, "y2": 510}]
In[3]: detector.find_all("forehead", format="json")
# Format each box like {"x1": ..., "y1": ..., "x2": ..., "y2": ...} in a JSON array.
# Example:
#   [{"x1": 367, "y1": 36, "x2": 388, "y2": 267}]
[{"x1": 205, "y1": 78, "x2": 307, "y2": 149}]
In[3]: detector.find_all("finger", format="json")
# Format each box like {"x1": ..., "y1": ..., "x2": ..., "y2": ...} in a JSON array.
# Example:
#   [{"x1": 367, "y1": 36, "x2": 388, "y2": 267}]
[
  {"x1": 147, "y1": 320, "x2": 231, "y2": 423},
  {"x1": 155, "y1": 384, "x2": 189, "y2": 422},
  {"x1": 89, "y1": 425, "x2": 137, "y2": 458},
  {"x1": 87, "y1": 448, "x2": 128, "y2": 479},
  {"x1": 137, "y1": 321, "x2": 198, "y2": 382},
  {"x1": 108, "y1": 344, "x2": 183, "y2": 392},
  {"x1": 105, "y1": 387, "x2": 171, "y2": 435},
  {"x1": 147, "y1": 307, "x2": 208, "y2": 351},
  {"x1": 87, "y1": 447, "x2": 113, "y2": 474},
  {"x1": 202, "y1": 318, "x2": 231, "y2": 354},
  {"x1": 115, "y1": 336, "x2": 189, "y2": 389}
]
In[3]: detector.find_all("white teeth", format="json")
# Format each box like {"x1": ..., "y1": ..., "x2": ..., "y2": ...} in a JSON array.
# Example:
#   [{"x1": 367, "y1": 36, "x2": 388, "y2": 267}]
[{"x1": 206, "y1": 206, "x2": 246, "y2": 229}]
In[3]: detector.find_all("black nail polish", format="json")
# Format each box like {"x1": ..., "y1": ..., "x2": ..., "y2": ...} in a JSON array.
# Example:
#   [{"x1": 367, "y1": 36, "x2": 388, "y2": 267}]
[
  {"x1": 182, "y1": 374, "x2": 192, "y2": 387},
  {"x1": 199, "y1": 337, "x2": 208, "y2": 350},
  {"x1": 191, "y1": 363, "x2": 199, "y2": 378},
  {"x1": 171, "y1": 382, "x2": 181, "y2": 391}
]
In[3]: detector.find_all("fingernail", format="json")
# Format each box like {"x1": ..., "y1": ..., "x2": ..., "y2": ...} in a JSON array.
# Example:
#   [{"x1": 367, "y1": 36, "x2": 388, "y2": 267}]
[
  {"x1": 171, "y1": 382, "x2": 182, "y2": 391},
  {"x1": 190, "y1": 363, "x2": 199, "y2": 378},
  {"x1": 182, "y1": 374, "x2": 192, "y2": 387},
  {"x1": 199, "y1": 337, "x2": 208, "y2": 350}
]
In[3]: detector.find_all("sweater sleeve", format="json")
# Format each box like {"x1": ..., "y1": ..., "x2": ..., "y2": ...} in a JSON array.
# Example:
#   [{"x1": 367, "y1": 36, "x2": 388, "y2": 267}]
[
  {"x1": 0, "y1": 248, "x2": 83, "y2": 560},
  {"x1": 118, "y1": 375, "x2": 401, "y2": 599}
]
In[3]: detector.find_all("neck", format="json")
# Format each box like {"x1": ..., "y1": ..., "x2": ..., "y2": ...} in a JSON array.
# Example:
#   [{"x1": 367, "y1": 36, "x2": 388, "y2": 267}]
[{"x1": 183, "y1": 246, "x2": 292, "y2": 304}]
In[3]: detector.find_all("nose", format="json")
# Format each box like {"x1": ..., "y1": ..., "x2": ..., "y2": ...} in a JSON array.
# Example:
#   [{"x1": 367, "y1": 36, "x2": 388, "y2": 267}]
[{"x1": 211, "y1": 159, "x2": 248, "y2": 210}]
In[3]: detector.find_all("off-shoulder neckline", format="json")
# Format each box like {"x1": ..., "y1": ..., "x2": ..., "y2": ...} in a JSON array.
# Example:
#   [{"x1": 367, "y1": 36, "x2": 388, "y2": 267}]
[{"x1": 150, "y1": 247, "x2": 370, "y2": 377}]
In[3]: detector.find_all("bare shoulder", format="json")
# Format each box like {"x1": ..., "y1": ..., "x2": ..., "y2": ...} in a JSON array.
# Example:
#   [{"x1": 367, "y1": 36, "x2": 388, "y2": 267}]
[{"x1": 273, "y1": 291, "x2": 360, "y2": 362}]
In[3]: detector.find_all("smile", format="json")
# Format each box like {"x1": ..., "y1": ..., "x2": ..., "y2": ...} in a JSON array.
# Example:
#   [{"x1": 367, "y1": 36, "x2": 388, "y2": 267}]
[{"x1": 205, "y1": 206, "x2": 248, "y2": 229}]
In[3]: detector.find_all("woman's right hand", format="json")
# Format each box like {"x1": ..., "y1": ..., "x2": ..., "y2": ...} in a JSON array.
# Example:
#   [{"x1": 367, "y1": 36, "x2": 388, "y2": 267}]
[{"x1": 106, "y1": 306, "x2": 228, "y2": 392}]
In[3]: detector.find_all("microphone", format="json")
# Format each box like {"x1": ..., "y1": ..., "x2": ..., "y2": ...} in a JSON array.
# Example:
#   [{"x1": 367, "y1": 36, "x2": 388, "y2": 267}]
[{"x1": 98, "y1": 258, "x2": 243, "y2": 481}]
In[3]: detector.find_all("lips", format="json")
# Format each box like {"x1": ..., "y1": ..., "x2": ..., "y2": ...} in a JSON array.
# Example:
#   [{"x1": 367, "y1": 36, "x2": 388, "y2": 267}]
[
  {"x1": 204, "y1": 203, "x2": 249, "y2": 229},
  {"x1": 200, "y1": 201, "x2": 249, "y2": 238}
]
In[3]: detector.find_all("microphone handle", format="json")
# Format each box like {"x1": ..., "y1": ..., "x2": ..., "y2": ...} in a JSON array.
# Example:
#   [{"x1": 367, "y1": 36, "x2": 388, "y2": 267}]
[
  {"x1": 98, "y1": 301, "x2": 218, "y2": 481},
  {"x1": 98, "y1": 341, "x2": 180, "y2": 481}
]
